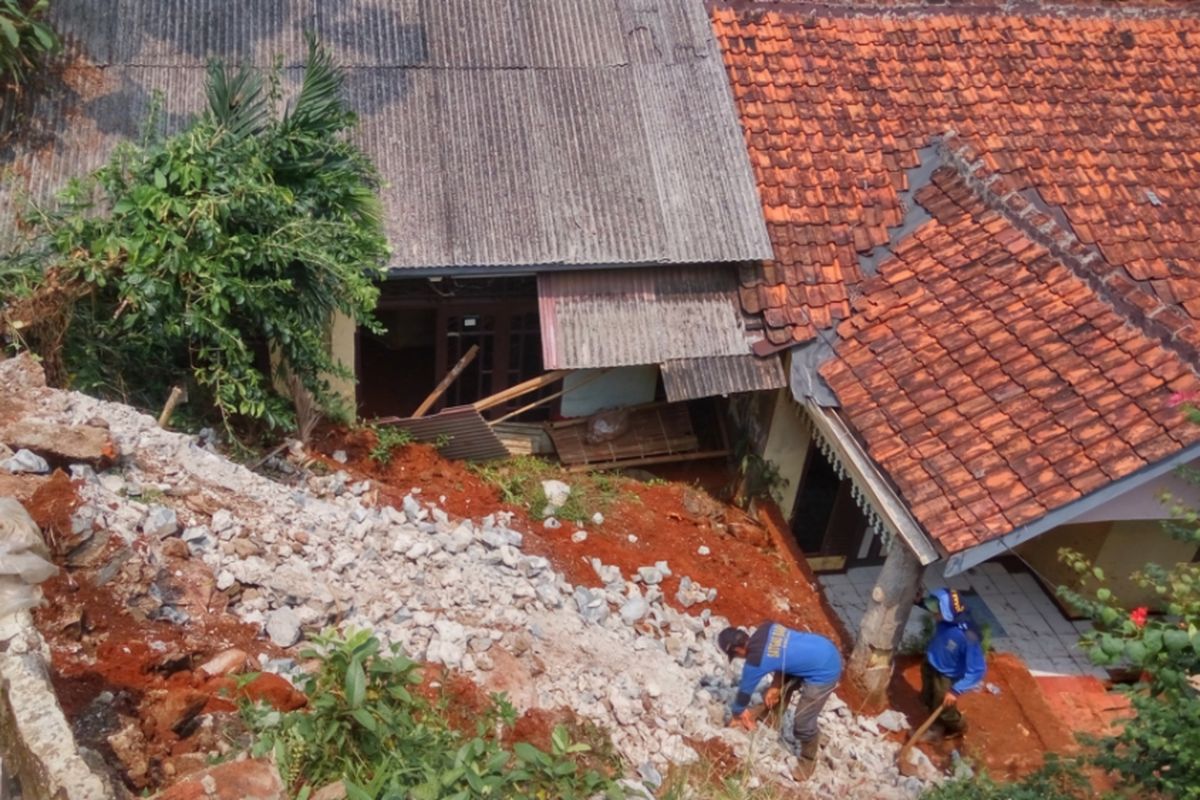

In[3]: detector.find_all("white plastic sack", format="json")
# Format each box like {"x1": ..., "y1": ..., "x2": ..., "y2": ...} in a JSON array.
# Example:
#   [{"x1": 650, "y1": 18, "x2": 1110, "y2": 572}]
[{"x1": 0, "y1": 497, "x2": 57, "y2": 589}]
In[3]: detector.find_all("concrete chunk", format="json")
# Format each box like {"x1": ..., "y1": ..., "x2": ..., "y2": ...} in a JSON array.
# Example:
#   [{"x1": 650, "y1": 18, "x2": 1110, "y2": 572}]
[
  {"x1": 0, "y1": 419, "x2": 115, "y2": 466},
  {"x1": 0, "y1": 623, "x2": 114, "y2": 800}
]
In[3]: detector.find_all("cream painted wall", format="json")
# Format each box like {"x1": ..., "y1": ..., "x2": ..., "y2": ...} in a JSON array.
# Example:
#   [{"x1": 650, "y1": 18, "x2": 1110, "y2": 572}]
[
  {"x1": 559, "y1": 366, "x2": 659, "y2": 418},
  {"x1": 1018, "y1": 519, "x2": 1199, "y2": 610},
  {"x1": 760, "y1": 389, "x2": 812, "y2": 519},
  {"x1": 1098, "y1": 519, "x2": 1199, "y2": 607},
  {"x1": 329, "y1": 311, "x2": 358, "y2": 413},
  {"x1": 1017, "y1": 520, "x2": 1107, "y2": 606}
]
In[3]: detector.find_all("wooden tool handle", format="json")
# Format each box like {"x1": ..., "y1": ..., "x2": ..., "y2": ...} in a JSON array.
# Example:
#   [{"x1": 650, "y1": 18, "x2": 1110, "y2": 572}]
[{"x1": 896, "y1": 697, "x2": 949, "y2": 764}]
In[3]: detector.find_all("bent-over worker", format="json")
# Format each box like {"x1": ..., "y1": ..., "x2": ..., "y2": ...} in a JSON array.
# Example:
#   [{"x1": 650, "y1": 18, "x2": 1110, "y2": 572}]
[
  {"x1": 718, "y1": 621, "x2": 842, "y2": 778},
  {"x1": 921, "y1": 588, "x2": 986, "y2": 738}
]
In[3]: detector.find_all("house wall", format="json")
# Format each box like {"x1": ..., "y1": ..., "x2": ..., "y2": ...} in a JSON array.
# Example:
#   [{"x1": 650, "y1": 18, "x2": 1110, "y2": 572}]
[
  {"x1": 1016, "y1": 520, "x2": 1107, "y2": 606},
  {"x1": 559, "y1": 366, "x2": 659, "y2": 418},
  {"x1": 1097, "y1": 519, "x2": 1199, "y2": 607},
  {"x1": 329, "y1": 311, "x2": 358, "y2": 412},
  {"x1": 1017, "y1": 518, "x2": 1199, "y2": 610},
  {"x1": 760, "y1": 388, "x2": 813, "y2": 518}
]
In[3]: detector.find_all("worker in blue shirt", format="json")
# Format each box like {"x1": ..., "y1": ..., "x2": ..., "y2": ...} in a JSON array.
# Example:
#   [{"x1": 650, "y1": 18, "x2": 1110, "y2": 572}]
[
  {"x1": 718, "y1": 621, "x2": 842, "y2": 777},
  {"x1": 921, "y1": 588, "x2": 987, "y2": 738}
]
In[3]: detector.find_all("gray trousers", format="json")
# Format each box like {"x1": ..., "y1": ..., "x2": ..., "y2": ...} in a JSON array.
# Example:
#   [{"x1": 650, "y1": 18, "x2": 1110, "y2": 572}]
[{"x1": 781, "y1": 677, "x2": 838, "y2": 744}]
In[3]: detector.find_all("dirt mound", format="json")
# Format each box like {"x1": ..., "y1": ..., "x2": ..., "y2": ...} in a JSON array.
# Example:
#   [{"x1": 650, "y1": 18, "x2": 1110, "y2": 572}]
[
  {"x1": 315, "y1": 430, "x2": 842, "y2": 644},
  {"x1": 28, "y1": 475, "x2": 294, "y2": 791}
]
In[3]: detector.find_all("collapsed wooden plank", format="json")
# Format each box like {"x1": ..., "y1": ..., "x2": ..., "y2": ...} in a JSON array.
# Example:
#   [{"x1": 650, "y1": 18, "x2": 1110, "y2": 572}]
[
  {"x1": 562, "y1": 448, "x2": 729, "y2": 473},
  {"x1": 547, "y1": 402, "x2": 700, "y2": 466},
  {"x1": 488, "y1": 369, "x2": 613, "y2": 426},
  {"x1": 473, "y1": 370, "x2": 570, "y2": 414}
]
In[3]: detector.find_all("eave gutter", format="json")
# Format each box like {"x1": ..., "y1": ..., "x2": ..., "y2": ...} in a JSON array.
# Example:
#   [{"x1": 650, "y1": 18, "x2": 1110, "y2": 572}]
[
  {"x1": 803, "y1": 402, "x2": 942, "y2": 566},
  {"x1": 944, "y1": 440, "x2": 1200, "y2": 577},
  {"x1": 385, "y1": 258, "x2": 766, "y2": 280}
]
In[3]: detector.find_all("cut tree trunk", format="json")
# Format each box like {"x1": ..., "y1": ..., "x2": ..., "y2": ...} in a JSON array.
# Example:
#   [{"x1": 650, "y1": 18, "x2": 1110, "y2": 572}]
[{"x1": 847, "y1": 539, "x2": 926, "y2": 706}]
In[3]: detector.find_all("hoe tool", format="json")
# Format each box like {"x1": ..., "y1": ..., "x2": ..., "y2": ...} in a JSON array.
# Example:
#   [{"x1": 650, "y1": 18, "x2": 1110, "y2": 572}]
[{"x1": 896, "y1": 698, "x2": 949, "y2": 777}]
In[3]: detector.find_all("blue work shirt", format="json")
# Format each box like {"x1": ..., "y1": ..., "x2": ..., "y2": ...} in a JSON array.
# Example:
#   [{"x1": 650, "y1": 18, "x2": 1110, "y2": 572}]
[
  {"x1": 927, "y1": 620, "x2": 987, "y2": 695},
  {"x1": 730, "y1": 623, "x2": 842, "y2": 714}
]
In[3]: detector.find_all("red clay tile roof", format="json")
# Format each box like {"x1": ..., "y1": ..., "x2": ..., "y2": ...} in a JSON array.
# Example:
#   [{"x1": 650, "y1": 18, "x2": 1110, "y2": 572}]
[
  {"x1": 818, "y1": 146, "x2": 1200, "y2": 554},
  {"x1": 712, "y1": 5, "x2": 1200, "y2": 350}
]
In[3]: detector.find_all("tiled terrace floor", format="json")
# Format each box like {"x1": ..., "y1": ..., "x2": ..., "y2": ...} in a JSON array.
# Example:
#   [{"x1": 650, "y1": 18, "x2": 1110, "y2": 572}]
[{"x1": 819, "y1": 561, "x2": 1107, "y2": 678}]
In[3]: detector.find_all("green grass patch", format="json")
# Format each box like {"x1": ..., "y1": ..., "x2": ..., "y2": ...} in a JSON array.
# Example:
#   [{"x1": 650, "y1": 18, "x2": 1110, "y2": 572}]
[
  {"x1": 368, "y1": 425, "x2": 413, "y2": 466},
  {"x1": 469, "y1": 456, "x2": 629, "y2": 524}
]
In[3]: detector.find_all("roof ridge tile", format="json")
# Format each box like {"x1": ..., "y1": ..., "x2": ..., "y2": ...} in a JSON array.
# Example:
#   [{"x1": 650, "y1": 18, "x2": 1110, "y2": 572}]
[{"x1": 937, "y1": 132, "x2": 1200, "y2": 366}]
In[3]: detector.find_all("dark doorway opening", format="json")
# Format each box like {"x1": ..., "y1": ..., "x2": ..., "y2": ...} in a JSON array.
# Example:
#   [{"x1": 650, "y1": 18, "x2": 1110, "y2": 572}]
[
  {"x1": 358, "y1": 308, "x2": 437, "y2": 419},
  {"x1": 356, "y1": 278, "x2": 551, "y2": 420},
  {"x1": 790, "y1": 441, "x2": 880, "y2": 566}
]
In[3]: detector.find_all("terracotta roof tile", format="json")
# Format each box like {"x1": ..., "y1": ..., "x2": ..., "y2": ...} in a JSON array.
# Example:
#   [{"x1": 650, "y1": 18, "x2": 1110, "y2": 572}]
[
  {"x1": 713, "y1": 5, "x2": 1200, "y2": 353},
  {"x1": 817, "y1": 167, "x2": 1200, "y2": 554}
]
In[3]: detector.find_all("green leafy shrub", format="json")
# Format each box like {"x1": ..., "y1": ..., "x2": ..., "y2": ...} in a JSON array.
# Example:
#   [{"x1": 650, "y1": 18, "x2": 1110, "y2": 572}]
[
  {"x1": 368, "y1": 426, "x2": 413, "y2": 466},
  {"x1": 920, "y1": 756, "x2": 1089, "y2": 800},
  {"x1": 2, "y1": 35, "x2": 388, "y2": 439},
  {"x1": 0, "y1": 0, "x2": 58, "y2": 87},
  {"x1": 242, "y1": 629, "x2": 625, "y2": 799},
  {"x1": 737, "y1": 451, "x2": 788, "y2": 505},
  {"x1": 1053, "y1": 397, "x2": 1200, "y2": 798}
]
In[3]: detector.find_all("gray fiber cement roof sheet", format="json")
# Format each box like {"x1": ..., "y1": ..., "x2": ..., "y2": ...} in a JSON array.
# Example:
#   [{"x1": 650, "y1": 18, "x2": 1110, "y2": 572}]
[{"x1": 2, "y1": 0, "x2": 771, "y2": 269}]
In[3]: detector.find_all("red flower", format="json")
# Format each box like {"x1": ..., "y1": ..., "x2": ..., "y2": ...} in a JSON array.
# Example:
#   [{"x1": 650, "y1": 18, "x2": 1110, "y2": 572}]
[
  {"x1": 1168, "y1": 391, "x2": 1198, "y2": 408},
  {"x1": 1130, "y1": 607, "x2": 1150, "y2": 628}
]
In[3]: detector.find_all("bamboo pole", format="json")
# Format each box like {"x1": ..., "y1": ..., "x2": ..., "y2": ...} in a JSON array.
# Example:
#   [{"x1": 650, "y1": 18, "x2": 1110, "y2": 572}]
[{"x1": 157, "y1": 385, "x2": 187, "y2": 428}]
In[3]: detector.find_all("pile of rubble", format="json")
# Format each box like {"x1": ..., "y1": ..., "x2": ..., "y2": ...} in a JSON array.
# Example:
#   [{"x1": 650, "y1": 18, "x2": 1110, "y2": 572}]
[{"x1": 0, "y1": 354, "x2": 938, "y2": 799}]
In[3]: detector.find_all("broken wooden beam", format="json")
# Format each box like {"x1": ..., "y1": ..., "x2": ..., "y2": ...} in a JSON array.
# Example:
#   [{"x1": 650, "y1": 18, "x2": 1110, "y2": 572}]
[
  {"x1": 487, "y1": 369, "x2": 612, "y2": 426},
  {"x1": 157, "y1": 385, "x2": 187, "y2": 429},
  {"x1": 472, "y1": 370, "x2": 569, "y2": 414},
  {"x1": 413, "y1": 344, "x2": 479, "y2": 418}
]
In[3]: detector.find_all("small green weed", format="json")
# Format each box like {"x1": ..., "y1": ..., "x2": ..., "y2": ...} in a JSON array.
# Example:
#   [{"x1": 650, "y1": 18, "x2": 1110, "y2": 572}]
[
  {"x1": 241, "y1": 628, "x2": 625, "y2": 799},
  {"x1": 920, "y1": 755, "x2": 1090, "y2": 800},
  {"x1": 470, "y1": 456, "x2": 628, "y2": 523},
  {"x1": 368, "y1": 425, "x2": 413, "y2": 466},
  {"x1": 0, "y1": 0, "x2": 59, "y2": 87}
]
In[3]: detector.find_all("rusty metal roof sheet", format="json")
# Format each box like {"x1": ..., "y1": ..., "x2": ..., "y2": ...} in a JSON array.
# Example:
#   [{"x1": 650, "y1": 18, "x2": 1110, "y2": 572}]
[
  {"x1": 1, "y1": 0, "x2": 771, "y2": 269},
  {"x1": 660, "y1": 354, "x2": 785, "y2": 402},
  {"x1": 379, "y1": 406, "x2": 509, "y2": 462},
  {"x1": 537, "y1": 266, "x2": 760, "y2": 369}
]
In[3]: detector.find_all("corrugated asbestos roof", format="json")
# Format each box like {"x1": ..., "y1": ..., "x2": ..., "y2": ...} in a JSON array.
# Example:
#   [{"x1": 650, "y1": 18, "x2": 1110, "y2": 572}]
[
  {"x1": 0, "y1": 0, "x2": 772, "y2": 269},
  {"x1": 661, "y1": 355, "x2": 785, "y2": 402},
  {"x1": 379, "y1": 406, "x2": 509, "y2": 462},
  {"x1": 537, "y1": 266, "x2": 758, "y2": 369}
]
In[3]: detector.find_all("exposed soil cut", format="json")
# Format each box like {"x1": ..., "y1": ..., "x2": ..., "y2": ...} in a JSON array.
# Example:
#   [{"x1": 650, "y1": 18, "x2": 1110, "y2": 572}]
[
  {"x1": 27, "y1": 476, "x2": 296, "y2": 791},
  {"x1": 887, "y1": 652, "x2": 1124, "y2": 782},
  {"x1": 313, "y1": 430, "x2": 845, "y2": 648},
  {"x1": 314, "y1": 431, "x2": 1128, "y2": 784},
  {"x1": 17, "y1": 420, "x2": 1128, "y2": 794}
]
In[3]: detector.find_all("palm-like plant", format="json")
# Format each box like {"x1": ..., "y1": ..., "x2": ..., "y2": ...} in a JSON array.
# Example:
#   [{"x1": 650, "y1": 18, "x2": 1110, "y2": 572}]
[
  {"x1": 0, "y1": 0, "x2": 58, "y2": 88},
  {"x1": 205, "y1": 34, "x2": 381, "y2": 227}
]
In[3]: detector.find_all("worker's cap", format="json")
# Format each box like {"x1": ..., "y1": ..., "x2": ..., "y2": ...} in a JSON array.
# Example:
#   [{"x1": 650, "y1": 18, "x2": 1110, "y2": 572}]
[
  {"x1": 717, "y1": 627, "x2": 749, "y2": 661},
  {"x1": 925, "y1": 588, "x2": 966, "y2": 623}
]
